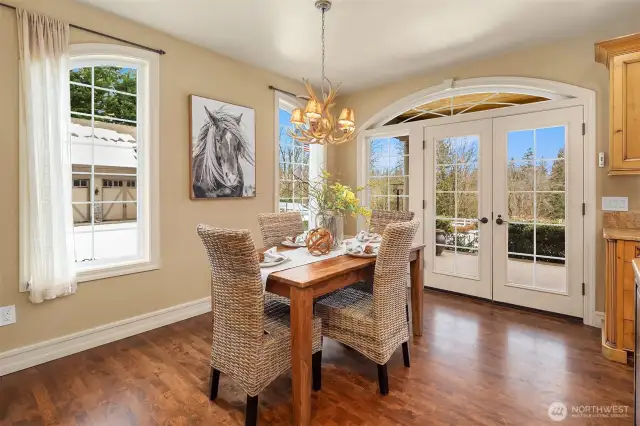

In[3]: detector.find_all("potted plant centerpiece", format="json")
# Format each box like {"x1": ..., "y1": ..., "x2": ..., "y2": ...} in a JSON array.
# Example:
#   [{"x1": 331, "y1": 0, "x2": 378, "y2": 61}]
[{"x1": 296, "y1": 170, "x2": 371, "y2": 249}]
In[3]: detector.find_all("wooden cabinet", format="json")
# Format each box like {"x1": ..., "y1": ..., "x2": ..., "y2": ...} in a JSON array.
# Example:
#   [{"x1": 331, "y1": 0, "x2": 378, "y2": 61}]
[
  {"x1": 595, "y1": 33, "x2": 640, "y2": 175},
  {"x1": 603, "y1": 234, "x2": 640, "y2": 363}
]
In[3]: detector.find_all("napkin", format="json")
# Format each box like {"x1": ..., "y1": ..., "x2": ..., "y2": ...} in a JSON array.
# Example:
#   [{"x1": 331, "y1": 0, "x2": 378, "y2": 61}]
[
  {"x1": 286, "y1": 232, "x2": 307, "y2": 245},
  {"x1": 262, "y1": 246, "x2": 287, "y2": 263},
  {"x1": 356, "y1": 230, "x2": 382, "y2": 243}
]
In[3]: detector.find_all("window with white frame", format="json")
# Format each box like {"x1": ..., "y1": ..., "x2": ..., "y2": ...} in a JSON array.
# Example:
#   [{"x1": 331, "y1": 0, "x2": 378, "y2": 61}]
[
  {"x1": 367, "y1": 135, "x2": 410, "y2": 212},
  {"x1": 276, "y1": 95, "x2": 325, "y2": 229},
  {"x1": 68, "y1": 44, "x2": 159, "y2": 279}
]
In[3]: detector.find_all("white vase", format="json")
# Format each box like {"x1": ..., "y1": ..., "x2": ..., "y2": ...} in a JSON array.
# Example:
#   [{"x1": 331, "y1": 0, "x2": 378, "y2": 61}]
[{"x1": 316, "y1": 210, "x2": 344, "y2": 249}]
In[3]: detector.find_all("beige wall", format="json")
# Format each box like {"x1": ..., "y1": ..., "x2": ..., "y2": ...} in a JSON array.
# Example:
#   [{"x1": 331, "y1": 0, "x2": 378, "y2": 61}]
[
  {"x1": 332, "y1": 24, "x2": 640, "y2": 312},
  {"x1": 0, "y1": 0, "x2": 303, "y2": 352}
]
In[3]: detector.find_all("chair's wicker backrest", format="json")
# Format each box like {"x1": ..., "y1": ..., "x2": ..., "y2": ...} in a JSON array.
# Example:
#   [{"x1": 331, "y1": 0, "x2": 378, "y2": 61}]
[
  {"x1": 372, "y1": 219, "x2": 420, "y2": 339},
  {"x1": 257, "y1": 212, "x2": 305, "y2": 247},
  {"x1": 196, "y1": 225, "x2": 264, "y2": 370},
  {"x1": 369, "y1": 210, "x2": 415, "y2": 235}
]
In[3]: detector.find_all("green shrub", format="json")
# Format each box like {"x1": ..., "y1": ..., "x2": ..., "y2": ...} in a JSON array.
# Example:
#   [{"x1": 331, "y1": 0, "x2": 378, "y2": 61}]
[{"x1": 508, "y1": 223, "x2": 565, "y2": 264}]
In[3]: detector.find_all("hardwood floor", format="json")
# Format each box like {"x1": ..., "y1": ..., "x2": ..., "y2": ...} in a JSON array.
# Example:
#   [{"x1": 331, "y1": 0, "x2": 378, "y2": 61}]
[{"x1": 0, "y1": 290, "x2": 633, "y2": 425}]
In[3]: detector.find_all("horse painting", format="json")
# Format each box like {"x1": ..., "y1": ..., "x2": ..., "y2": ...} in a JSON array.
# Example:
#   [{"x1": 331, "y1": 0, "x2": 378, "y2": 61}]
[{"x1": 191, "y1": 101, "x2": 255, "y2": 199}]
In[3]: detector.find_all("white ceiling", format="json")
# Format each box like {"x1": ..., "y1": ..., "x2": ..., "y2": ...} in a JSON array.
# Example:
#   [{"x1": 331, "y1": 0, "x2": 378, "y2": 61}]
[{"x1": 78, "y1": 0, "x2": 640, "y2": 93}]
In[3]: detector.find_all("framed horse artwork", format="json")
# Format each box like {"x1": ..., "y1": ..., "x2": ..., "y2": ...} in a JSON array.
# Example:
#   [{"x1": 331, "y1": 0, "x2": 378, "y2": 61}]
[{"x1": 189, "y1": 95, "x2": 256, "y2": 199}]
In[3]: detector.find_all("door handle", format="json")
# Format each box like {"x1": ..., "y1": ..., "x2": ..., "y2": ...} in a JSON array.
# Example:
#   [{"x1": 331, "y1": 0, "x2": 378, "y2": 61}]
[
  {"x1": 477, "y1": 217, "x2": 489, "y2": 224},
  {"x1": 496, "y1": 214, "x2": 509, "y2": 225}
]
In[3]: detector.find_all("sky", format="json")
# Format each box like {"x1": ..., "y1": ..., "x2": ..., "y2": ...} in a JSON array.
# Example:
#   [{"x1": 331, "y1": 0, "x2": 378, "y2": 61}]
[
  {"x1": 279, "y1": 108, "x2": 291, "y2": 126},
  {"x1": 507, "y1": 126, "x2": 565, "y2": 160}
]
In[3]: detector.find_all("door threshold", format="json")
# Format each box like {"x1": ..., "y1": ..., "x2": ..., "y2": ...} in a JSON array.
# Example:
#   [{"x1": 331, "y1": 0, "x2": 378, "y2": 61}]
[{"x1": 423, "y1": 286, "x2": 583, "y2": 323}]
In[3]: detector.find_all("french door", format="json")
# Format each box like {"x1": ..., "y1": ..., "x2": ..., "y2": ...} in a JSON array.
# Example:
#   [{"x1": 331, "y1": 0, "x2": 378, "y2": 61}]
[
  {"x1": 424, "y1": 120, "x2": 493, "y2": 299},
  {"x1": 424, "y1": 106, "x2": 584, "y2": 317}
]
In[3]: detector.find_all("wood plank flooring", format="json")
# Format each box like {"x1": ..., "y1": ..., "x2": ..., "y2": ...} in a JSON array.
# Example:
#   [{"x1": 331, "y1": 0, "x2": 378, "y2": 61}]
[{"x1": 0, "y1": 290, "x2": 633, "y2": 425}]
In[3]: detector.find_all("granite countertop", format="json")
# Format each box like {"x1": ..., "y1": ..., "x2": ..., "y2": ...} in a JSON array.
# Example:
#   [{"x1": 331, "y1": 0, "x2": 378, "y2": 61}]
[
  {"x1": 602, "y1": 227, "x2": 640, "y2": 242},
  {"x1": 634, "y1": 259, "x2": 640, "y2": 282}
]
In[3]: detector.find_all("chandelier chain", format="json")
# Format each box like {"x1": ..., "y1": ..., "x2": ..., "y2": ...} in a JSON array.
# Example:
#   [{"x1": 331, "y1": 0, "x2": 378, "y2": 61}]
[{"x1": 321, "y1": 7, "x2": 325, "y2": 99}]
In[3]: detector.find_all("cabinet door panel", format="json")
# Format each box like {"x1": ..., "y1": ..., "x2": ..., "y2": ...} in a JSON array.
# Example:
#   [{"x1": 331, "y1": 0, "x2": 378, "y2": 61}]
[
  {"x1": 624, "y1": 264, "x2": 636, "y2": 292},
  {"x1": 623, "y1": 241, "x2": 640, "y2": 261},
  {"x1": 624, "y1": 289, "x2": 635, "y2": 320},
  {"x1": 623, "y1": 319, "x2": 634, "y2": 351},
  {"x1": 611, "y1": 52, "x2": 640, "y2": 173},
  {"x1": 626, "y1": 60, "x2": 640, "y2": 159}
]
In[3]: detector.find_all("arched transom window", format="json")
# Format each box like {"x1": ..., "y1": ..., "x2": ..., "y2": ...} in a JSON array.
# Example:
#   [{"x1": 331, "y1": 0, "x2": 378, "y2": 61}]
[{"x1": 384, "y1": 92, "x2": 550, "y2": 125}]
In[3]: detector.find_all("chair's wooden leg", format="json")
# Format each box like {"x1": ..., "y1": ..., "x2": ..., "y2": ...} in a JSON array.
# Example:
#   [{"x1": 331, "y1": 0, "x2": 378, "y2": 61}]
[
  {"x1": 209, "y1": 368, "x2": 220, "y2": 401},
  {"x1": 405, "y1": 304, "x2": 409, "y2": 322},
  {"x1": 402, "y1": 342, "x2": 410, "y2": 368},
  {"x1": 245, "y1": 395, "x2": 258, "y2": 426},
  {"x1": 312, "y1": 350, "x2": 322, "y2": 391},
  {"x1": 377, "y1": 363, "x2": 389, "y2": 396}
]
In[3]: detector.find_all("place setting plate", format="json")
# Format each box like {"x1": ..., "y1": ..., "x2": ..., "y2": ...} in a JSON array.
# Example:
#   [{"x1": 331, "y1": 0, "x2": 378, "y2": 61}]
[
  {"x1": 259, "y1": 256, "x2": 291, "y2": 268},
  {"x1": 281, "y1": 240, "x2": 306, "y2": 248},
  {"x1": 346, "y1": 251, "x2": 377, "y2": 258},
  {"x1": 344, "y1": 240, "x2": 379, "y2": 258}
]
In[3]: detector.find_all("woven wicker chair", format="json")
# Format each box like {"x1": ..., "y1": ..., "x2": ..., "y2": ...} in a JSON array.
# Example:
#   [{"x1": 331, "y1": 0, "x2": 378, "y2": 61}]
[
  {"x1": 257, "y1": 212, "x2": 305, "y2": 247},
  {"x1": 196, "y1": 224, "x2": 323, "y2": 426},
  {"x1": 354, "y1": 209, "x2": 416, "y2": 322},
  {"x1": 257, "y1": 212, "x2": 305, "y2": 306},
  {"x1": 316, "y1": 219, "x2": 419, "y2": 395},
  {"x1": 369, "y1": 209, "x2": 415, "y2": 235}
]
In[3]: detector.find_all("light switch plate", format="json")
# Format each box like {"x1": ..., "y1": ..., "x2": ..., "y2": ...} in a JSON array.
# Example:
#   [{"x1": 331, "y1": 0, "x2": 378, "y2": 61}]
[
  {"x1": 0, "y1": 305, "x2": 16, "y2": 326},
  {"x1": 602, "y1": 197, "x2": 629, "y2": 212}
]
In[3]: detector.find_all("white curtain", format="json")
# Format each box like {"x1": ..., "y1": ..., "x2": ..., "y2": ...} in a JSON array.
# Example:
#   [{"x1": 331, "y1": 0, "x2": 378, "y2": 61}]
[{"x1": 18, "y1": 9, "x2": 77, "y2": 303}]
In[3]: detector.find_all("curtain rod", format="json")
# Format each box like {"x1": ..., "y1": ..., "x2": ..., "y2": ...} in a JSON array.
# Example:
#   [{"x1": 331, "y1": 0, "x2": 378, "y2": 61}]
[
  {"x1": 0, "y1": 2, "x2": 166, "y2": 55},
  {"x1": 268, "y1": 85, "x2": 299, "y2": 98}
]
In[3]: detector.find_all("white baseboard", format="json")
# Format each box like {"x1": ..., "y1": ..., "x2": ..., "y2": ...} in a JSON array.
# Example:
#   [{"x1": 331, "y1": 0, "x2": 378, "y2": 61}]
[
  {"x1": 0, "y1": 297, "x2": 211, "y2": 376},
  {"x1": 593, "y1": 311, "x2": 604, "y2": 329}
]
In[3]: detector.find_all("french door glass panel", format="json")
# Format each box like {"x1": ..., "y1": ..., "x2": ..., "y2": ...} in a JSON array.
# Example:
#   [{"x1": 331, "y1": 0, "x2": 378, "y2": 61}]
[
  {"x1": 424, "y1": 120, "x2": 493, "y2": 300},
  {"x1": 435, "y1": 135, "x2": 480, "y2": 279},
  {"x1": 506, "y1": 126, "x2": 567, "y2": 293}
]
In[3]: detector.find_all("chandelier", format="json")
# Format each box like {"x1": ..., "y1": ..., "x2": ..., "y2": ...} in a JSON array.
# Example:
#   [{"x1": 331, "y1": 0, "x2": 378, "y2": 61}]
[{"x1": 288, "y1": 0, "x2": 355, "y2": 145}]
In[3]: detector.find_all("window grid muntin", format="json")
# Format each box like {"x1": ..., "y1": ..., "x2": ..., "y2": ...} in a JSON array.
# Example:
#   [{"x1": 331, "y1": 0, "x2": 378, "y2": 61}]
[{"x1": 70, "y1": 64, "x2": 140, "y2": 264}]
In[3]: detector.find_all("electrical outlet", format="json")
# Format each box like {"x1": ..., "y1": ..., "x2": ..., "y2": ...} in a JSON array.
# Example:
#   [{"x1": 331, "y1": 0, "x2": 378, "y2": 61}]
[
  {"x1": 0, "y1": 305, "x2": 16, "y2": 326},
  {"x1": 602, "y1": 197, "x2": 629, "y2": 212}
]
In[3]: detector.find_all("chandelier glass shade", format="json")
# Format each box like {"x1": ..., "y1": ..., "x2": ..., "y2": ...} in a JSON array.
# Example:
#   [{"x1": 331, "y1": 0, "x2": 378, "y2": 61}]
[{"x1": 288, "y1": 0, "x2": 355, "y2": 145}]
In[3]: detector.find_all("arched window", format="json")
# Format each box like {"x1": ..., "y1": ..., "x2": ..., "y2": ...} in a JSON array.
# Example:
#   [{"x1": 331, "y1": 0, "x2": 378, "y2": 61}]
[{"x1": 384, "y1": 92, "x2": 551, "y2": 125}]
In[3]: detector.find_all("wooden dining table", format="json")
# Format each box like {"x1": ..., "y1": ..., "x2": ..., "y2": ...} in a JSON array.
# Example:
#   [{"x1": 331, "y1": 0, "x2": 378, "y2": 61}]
[{"x1": 263, "y1": 243, "x2": 425, "y2": 426}]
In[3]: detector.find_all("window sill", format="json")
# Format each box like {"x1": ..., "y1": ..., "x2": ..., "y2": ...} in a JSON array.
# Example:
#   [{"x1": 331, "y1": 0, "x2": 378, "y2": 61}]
[{"x1": 76, "y1": 259, "x2": 160, "y2": 283}]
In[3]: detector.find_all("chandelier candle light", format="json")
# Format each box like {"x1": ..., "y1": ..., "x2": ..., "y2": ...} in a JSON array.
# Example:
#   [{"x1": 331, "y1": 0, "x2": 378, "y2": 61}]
[{"x1": 288, "y1": 0, "x2": 356, "y2": 145}]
